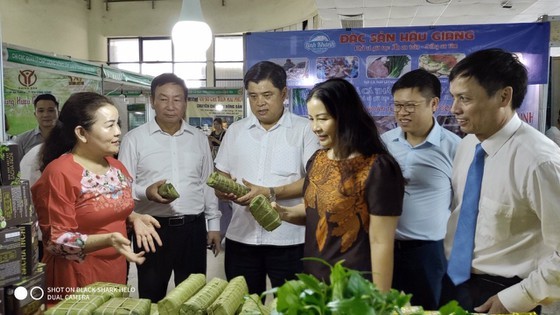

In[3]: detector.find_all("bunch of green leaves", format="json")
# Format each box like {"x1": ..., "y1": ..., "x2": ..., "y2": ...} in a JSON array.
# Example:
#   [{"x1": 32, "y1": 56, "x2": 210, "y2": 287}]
[
  {"x1": 271, "y1": 258, "x2": 412, "y2": 315},
  {"x1": 0, "y1": 145, "x2": 9, "y2": 160},
  {"x1": 386, "y1": 56, "x2": 411, "y2": 78},
  {"x1": 438, "y1": 301, "x2": 470, "y2": 315}
]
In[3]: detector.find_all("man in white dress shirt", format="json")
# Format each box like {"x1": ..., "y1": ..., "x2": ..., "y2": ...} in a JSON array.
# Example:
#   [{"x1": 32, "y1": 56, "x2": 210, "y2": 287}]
[
  {"x1": 119, "y1": 73, "x2": 221, "y2": 302},
  {"x1": 214, "y1": 61, "x2": 320, "y2": 294},
  {"x1": 442, "y1": 48, "x2": 560, "y2": 314}
]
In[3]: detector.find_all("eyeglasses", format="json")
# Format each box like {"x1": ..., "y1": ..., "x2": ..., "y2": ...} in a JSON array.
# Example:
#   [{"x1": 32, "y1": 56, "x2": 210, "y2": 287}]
[{"x1": 392, "y1": 103, "x2": 421, "y2": 113}]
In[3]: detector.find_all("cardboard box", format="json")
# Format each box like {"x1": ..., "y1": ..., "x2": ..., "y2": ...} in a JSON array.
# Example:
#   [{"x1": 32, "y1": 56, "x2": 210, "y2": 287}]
[
  {"x1": 5, "y1": 268, "x2": 46, "y2": 315},
  {"x1": 18, "y1": 221, "x2": 39, "y2": 277},
  {"x1": 0, "y1": 227, "x2": 22, "y2": 287},
  {"x1": 0, "y1": 181, "x2": 33, "y2": 230},
  {"x1": 0, "y1": 143, "x2": 22, "y2": 186}
]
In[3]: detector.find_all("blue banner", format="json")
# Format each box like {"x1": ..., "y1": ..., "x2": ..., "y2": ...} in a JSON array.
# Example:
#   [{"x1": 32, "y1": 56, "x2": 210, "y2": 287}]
[{"x1": 245, "y1": 22, "x2": 550, "y2": 132}]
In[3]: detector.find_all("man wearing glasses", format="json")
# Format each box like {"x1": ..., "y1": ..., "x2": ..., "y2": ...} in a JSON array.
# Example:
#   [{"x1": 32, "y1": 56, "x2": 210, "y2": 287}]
[{"x1": 381, "y1": 69, "x2": 460, "y2": 309}]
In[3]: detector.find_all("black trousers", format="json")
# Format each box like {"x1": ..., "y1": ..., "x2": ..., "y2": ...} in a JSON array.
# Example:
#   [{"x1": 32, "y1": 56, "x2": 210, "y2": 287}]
[
  {"x1": 392, "y1": 239, "x2": 446, "y2": 310},
  {"x1": 224, "y1": 238, "x2": 304, "y2": 295},
  {"x1": 441, "y1": 273, "x2": 541, "y2": 314},
  {"x1": 135, "y1": 213, "x2": 206, "y2": 302}
]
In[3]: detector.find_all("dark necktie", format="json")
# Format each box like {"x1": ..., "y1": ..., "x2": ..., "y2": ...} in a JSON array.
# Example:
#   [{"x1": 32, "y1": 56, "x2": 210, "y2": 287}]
[{"x1": 448, "y1": 143, "x2": 486, "y2": 285}]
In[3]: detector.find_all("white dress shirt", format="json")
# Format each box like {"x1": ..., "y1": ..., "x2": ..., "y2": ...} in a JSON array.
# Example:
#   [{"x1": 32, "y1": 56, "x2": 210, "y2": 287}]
[
  {"x1": 118, "y1": 119, "x2": 220, "y2": 231},
  {"x1": 445, "y1": 113, "x2": 560, "y2": 311},
  {"x1": 214, "y1": 109, "x2": 320, "y2": 246}
]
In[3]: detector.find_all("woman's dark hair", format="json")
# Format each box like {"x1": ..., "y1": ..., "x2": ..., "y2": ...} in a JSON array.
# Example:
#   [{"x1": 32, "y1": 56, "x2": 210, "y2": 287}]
[
  {"x1": 306, "y1": 78, "x2": 389, "y2": 158},
  {"x1": 244, "y1": 61, "x2": 287, "y2": 90},
  {"x1": 40, "y1": 92, "x2": 115, "y2": 171},
  {"x1": 449, "y1": 48, "x2": 528, "y2": 109},
  {"x1": 213, "y1": 117, "x2": 223, "y2": 125}
]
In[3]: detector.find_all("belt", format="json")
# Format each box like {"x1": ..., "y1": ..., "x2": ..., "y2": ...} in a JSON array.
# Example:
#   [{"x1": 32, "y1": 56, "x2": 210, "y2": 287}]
[
  {"x1": 154, "y1": 213, "x2": 204, "y2": 227},
  {"x1": 394, "y1": 239, "x2": 436, "y2": 250},
  {"x1": 469, "y1": 273, "x2": 523, "y2": 288}
]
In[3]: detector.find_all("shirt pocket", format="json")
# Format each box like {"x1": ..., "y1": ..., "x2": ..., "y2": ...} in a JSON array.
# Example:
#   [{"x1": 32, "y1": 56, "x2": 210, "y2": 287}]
[
  {"x1": 476, "y1": 196, "x2": 513, "y2": 244},
  {"x1": 271, "y1": 146, "x2": 300, "y2": 176}
]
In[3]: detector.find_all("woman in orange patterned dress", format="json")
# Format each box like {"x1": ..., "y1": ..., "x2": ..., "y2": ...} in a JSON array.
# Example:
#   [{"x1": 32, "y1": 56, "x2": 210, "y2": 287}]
[
  {"x1": 274, "y1": 78, "x2": 405, "y2": 292},
  {"x1": 32, "y1": 92, "x2": 162, "y2": 302}
]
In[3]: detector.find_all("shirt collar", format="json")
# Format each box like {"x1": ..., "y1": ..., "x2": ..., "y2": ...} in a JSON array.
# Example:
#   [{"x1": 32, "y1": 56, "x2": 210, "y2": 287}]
[
  {"x1": 246, "y1": 108, "x2": 293, "y2": 131},
  {"x1": 481, "y1": 113, "x2": 522, "y2": 157},
  {"x1": 147, "y1": 119, "x2": 194, "y2": 136},
  {"x1": 392, "y1": 117, "x2": 441, "y2": 147}
]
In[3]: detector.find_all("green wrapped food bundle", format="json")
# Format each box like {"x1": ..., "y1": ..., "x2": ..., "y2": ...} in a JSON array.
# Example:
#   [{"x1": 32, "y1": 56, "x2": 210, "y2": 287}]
[
  {"x1": 206, "y1": 172, "x2": 250, "y2": 197},
  {"x1": 238, "y1": 294, "x2": 269, "y2": 315},
  {"x1": 207, "y1": 276, "x2": 248, "y2": 315},
  {"x1": 150, "y1": 304, "x2": 158, "y2": 315},
  {"x1": 158, "y1": 273, "x2": 206, "y2": 315},
  {"x1": 93, "y1": 297, "x2": 151, "y2": 315},
  {"x1": 180, "y1": 277, "x2": 228, "y2": 315},
  {"x1": 249, "y1": 194, "x2": 282, "y2": 232},
  {"x1": 158, "y1": 183, "x2": 180, "y2": 199},
  {"x1": 73, "y1": 282, "x2": 131, "y2": 302},
  {"x1": 45, "y1": 295, "x2": 106, "y2": 315}
]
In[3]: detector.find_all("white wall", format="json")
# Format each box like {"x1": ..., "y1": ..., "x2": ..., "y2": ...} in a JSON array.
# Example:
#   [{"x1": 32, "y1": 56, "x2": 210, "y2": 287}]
[
  {"x1": 0, "y1": 0, "x2": 90, "y2": 59},
  {"x1": 0, "y1": 0, "x2": 317, "y2": 62}
]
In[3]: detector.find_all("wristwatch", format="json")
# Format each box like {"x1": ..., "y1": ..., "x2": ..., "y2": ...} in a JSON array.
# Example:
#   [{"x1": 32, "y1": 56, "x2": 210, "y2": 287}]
[{"x1": 268, "y1": 187, "x2": 276, "y2": 202}]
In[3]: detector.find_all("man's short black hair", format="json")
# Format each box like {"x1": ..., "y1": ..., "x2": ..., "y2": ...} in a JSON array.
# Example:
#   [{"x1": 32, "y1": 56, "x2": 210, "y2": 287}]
[{"x1": 33, "y1": 94, "x2": 59, "y2": 109}]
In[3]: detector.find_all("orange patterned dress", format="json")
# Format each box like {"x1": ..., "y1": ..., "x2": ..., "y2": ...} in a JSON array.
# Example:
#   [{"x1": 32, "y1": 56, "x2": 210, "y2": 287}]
[{"x1": 303, "y1": 149, "x2": 404, "y2": 281}]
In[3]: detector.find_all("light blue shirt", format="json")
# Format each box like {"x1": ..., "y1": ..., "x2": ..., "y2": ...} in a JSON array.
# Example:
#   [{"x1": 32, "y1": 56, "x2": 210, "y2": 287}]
[{"x1": 381, "y1": 118, "x2": 460, "y2": 241}]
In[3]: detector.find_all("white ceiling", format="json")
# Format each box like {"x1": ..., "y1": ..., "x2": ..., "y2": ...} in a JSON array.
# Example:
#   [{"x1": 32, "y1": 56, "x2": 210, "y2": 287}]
[{"x1": 315, "y1": 0, "x2": 560, "y2": 29}]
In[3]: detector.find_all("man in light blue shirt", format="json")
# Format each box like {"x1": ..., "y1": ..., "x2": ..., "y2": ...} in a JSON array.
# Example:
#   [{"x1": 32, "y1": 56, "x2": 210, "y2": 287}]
[{"x1": 381, "y1": 69, "x2": 460, "y2": 309}]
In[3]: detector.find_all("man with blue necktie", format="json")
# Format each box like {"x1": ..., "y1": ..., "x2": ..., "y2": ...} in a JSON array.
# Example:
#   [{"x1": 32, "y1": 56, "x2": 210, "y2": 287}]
[{"x1": 442, "y1": 48, "x2": 560, "y2": 314}]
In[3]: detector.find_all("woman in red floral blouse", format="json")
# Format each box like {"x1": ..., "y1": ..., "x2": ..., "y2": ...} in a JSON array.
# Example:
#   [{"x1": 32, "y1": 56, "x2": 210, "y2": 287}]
[{"x1": 32, "y1": 92, "x2": 161, "y2": 302}]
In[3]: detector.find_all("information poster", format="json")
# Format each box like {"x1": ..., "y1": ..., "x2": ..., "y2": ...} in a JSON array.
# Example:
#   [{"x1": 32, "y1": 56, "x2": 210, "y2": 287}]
[
  {"x1": 245, "y1": 22, "x2": 550, "y2": 133},
  {"x1": 186, "y1": 88, "x2": 244, "y2": 130},
  {"x1": 3, "y1": 67, "x2": 100, "y2": 135}
]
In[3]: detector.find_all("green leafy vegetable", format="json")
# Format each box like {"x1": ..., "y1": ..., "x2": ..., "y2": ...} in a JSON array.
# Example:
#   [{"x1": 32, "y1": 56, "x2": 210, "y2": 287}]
[
  {"x1": 273, "y1": 258, "x2": 411, "y2": 315},
  {"x1": 386, "y1": 55, "x2": 411, "y2": 78},
  {"x1": 270, "y1": 258, "x2": 472, "y2": 315}
]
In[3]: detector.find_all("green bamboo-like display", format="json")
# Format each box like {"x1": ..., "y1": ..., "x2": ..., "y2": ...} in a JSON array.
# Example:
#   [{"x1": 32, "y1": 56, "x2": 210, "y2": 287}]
[
  {"x1": 206, "y1": 172, "x2": 250, "y2": 196},
  {"x1": 158, "y1": 274, "x2": 206, "y2": 315},
  {"x1": 238, "y1": 294, "x2": 270, "y2": 315},
  {"x1": 207, "y1": 276, "x2": 248, "y2": 315},
  {"x1": 249, "y1": 194, "x2": 282, "y2": 232},
  {"x1": 180, "y1": 277, "x2": 228, "y2": 315},
  {"x1": 93, "y1": 297, "x2": 152, "y2": 315},
  {"x1": 45, "y1": 295, "x2": 106, "y2": 315}
]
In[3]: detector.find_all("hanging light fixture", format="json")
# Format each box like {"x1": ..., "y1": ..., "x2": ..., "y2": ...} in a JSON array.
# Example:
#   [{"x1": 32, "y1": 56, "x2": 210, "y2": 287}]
[{"x1": 171, "y1": 0, "x2": 213, "y2": 54}]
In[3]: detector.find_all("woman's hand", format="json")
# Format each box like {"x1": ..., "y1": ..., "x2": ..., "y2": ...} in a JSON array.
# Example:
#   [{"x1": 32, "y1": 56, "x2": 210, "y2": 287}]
[
  {"x1": 110, "y1": 232, "x2": 147, "y2": 265},
  {"x1": 129, "y1": 213, "x2": 162, "y2": 253},
  {"x1": 236, "y1": 179, "x2": 269, "y2": 206},
  {"x1": 271, "y1": 202, "x2": 307, "y2": 225}
]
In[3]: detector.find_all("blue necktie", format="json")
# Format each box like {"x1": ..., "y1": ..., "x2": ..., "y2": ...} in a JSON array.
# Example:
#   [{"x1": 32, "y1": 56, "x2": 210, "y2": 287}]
[{"x1": 448, "y1": 143, "x2": 486, "y2": 285}]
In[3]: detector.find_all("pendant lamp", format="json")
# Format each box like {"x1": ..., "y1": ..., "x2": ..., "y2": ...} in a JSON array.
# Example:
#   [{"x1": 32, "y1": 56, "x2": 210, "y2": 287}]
[{"x1": 171, "y1": 0, "x2": 213, "y2": 54}]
